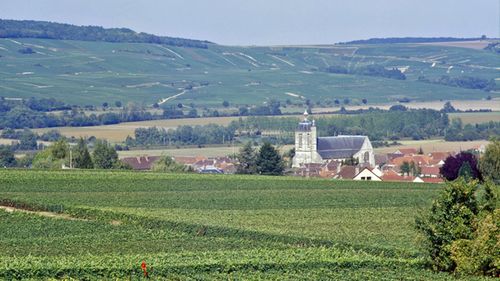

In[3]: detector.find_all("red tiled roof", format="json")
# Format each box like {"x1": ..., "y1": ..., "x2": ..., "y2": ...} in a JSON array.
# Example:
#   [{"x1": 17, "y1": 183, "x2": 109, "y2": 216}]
[
  {"x1": 121, "y1": 156, "x2": 160, "y2": 170},
  {"x1": 420, "y1": 166, "x2": 441, "y2": 176},
  {"x1": 381, "y1": 170, "x2": 415, "y2": 182},
  {"x1": 173, "y1": 156, "x2": 200, "y2": 165},
  {"x1": 395, "y1": 148, "x2": 418, "y2": 155},
  {"x1": 336, "y1": 166, "x2": 357, "y2": 179},
  {"x1": 429, "y1": 152, "x2": 451, "y2": 161}
]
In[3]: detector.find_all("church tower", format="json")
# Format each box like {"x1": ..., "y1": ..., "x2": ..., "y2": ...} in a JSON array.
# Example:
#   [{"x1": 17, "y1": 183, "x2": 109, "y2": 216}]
[{"x1": 292, "y1": 110, "x2": 323, "y2": 168}]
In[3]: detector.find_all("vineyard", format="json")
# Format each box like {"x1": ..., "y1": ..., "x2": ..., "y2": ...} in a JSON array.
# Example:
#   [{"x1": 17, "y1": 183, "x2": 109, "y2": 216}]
[{"x1": 0, "y1": 170, "x2": 492, "y2": 280}]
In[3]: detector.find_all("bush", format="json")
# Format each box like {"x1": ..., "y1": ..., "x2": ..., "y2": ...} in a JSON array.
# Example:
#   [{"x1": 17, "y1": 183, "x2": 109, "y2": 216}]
[
  {"x1": 416, "y1": 179, "x2": 498, "y2": 275},
  {"x1": 451, "y1": 209, "x2": 499, "y2": 277}
]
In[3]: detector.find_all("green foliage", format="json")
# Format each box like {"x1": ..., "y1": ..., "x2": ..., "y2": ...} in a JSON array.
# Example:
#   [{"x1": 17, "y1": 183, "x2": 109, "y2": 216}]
[
  {"x1": 236, "y1": 142, "x2": 257, "y2": 174},
  {"x1": 416, "y1": 179, "x2": 480, "y2": 272},
  {"x1": 92, "y1": 140, "x2": 118, "y2": 169},
  {"x1": 51, "y1": 139, "x2": 69, "y2": 159},
  {"x1": 400, "y1": 161, "x2": 411, "y2": 176},
  {"x1": 451, "y1": 211, "x2": 499, "y2": 277},
  {"x1": 73, "y1": 138, "x2": 93, "y2": 169},
  {"x1": 256, "y1": 142, "x2": 284, "y2": 176},
  {"x1": 152, "y1": 156, "x2": 192, "y2": 173},
  {"x1": 31, "y1": 149, "x2": 65, "y2": 169},
  {"x1": 416, "y1": 179, "x2": 499, "y2": 276},
  {"x1": 0, "y1": 146, "x2": 16, "y2": 167},
  {"x1": 480, "y1": 140, "x2": 500, "y2": 183},
  {"x1": 458, "y1": 162, "x2": 473, "y2": 180},
  {"x1": 0, "y1": 19, "x2": 209, "y2": 48}
]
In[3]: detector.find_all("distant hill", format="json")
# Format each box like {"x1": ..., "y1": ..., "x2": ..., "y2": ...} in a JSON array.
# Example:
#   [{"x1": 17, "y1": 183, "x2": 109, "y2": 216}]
[
  {"x1": 340, "y1": 37, "x2": 485, "y2": 45},
  {"x1": 0, "y1": 19, "x2": 211, "y2": 48},
  {"x1": 0, "y1": 20, "x2": 498, "y2": 107}
]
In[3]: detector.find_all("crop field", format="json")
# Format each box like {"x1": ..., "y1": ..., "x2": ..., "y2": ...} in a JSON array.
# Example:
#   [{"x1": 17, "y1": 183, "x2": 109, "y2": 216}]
[
  {"x1": 0, "y1": 38, "x2": 498, "y2": 107},
  {"x1": 448, "y1": 112, "x2": 500, "y2": 124},
  {"x1": 33, "y1": 116, "x2": 243, "y2": 142},
  {"x1": 0, "y1": 170, "x2": 493, "y2": 280}
]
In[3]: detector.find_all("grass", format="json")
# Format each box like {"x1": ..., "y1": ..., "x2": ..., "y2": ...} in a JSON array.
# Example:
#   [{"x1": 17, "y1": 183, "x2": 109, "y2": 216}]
[
  {"x1": 0, "y1": 38, "x2": 498, "y2": 107},
  {"x1": 0, "y1": 170, "x2": 494, "y2": 279}
]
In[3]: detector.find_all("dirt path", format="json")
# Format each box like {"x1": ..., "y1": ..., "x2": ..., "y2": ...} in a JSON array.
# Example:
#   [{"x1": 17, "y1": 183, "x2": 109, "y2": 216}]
[{"x1": 0, "y1": 205, "x2": 86, "y2": 221}]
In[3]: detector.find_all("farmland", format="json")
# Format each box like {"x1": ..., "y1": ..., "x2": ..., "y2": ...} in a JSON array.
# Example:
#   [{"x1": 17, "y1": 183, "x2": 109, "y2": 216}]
[
  {"x1": 0, "y1": 38, "x2": 499, "y2": 108},
  {"x1": 0, "y1": 170, "x2": 492, "y2": 279}
]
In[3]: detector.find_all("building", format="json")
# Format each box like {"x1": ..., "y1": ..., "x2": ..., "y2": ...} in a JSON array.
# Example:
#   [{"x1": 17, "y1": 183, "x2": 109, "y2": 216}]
[
  {"x1": 292, "y1": 111, "x2": 375, "y2": 168},
  {"x1": 353, "y1": 167, "x2": 382, "y2": 181}
]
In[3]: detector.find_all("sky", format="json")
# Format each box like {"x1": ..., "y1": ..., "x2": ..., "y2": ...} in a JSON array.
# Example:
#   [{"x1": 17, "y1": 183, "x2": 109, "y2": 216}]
[{"x1": 0, "y1": 0, "x2": 498, "y2": 45}]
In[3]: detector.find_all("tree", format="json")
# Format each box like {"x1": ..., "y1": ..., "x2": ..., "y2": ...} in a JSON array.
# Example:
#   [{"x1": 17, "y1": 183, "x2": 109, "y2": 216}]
[
  {"x1": 389, "y1": 104, "x2": 407, "y2": 111},
  {"x1": 362, "y1": 98, "x2": 368, "y2": 104},
  {"x1": 152, "y1": 156, "x2": 192, "y2": 173},
  {"x1": 441, "y1": 101, "x2": 456, "y2": 113},
  {"x1": 458, "y1": 162, "x2": 473, "y2": 180},
  {"x1": 400, "y1": 161, "x2": 411, "y2": 176},
  {"x1": 440, "y1": 152, "x2": 482, "y2": 181},
  {"x1": 480, "y1": 140, "x2": 500, "y2": 183},
  {"x1": 115, "y1": 101, "x2": 122, "y2": 108},
  {"x1": 51, "y1": 139, "x2": 69, "y2": 160},
  {"x1": 102, "y1": 102, "x2": 108, "y2": 108},
  {"x1": 222, "y1": 100, "x2": 230, "y2": 107},
  {"x1": 415, "y1": 179, "x2": 481, "y2": 272},
  {"x1": 18, "y1": 130, "x2": 38, "y2": 151},
  {"x1": 73, "y1": 138, "x2": 93, "y2": 169},
  {"x1": 236, "y1": 142, "x2": 257, "y2": 174},
  {"x1": 256, "y1": 142, "x2": 284, "y2": 176},
  {"x1": 92, "y1": 139, "x2": 118, "y2": 169},
  {"x1": 0, "y1": 146, "x2": 16, "y2": 168},
  {"x1": 417, "y1": 147, "x2": 424, "y2": 155}
]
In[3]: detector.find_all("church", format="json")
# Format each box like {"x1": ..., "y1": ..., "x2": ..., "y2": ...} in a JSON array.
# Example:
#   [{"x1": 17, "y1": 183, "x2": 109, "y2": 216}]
[{"x1": 292, "y1": 111, "x2": 375, "y2": 168}]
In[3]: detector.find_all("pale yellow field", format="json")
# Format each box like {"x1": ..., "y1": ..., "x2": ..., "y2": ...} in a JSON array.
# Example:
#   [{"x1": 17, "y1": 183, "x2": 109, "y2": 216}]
[
  {"x1": 449, "y1": 112, "x2": 500, "y2": 124},
  {"x1": 374, "y1": 139, "x2": 490, "y2": 154},
  {"x1": 118, "y1": 145, "x2": 294, "y2": 158},
  {"x1": 312, "y1": 99, "x2": 500, "y2": 113},
  {"x1": 33, "y1": 116, "x2": 244, "y2": 142}
]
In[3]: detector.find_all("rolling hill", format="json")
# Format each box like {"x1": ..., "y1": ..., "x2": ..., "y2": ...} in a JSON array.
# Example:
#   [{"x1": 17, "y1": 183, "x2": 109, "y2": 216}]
[{"x1": 0, "y1": 20, "x2": 499, "y2": 107}]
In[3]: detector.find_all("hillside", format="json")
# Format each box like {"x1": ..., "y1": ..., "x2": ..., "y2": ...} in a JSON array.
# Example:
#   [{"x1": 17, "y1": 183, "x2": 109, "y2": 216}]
[
  {"x1": 0, "y1": 19, "x2": 210, "y2": 48},
  {"x1": 0, "y1": 20, "x2": 499, "y2": 107},
  {"x1": 0, "y1": 170, "x2": 490, "y2": 280}
]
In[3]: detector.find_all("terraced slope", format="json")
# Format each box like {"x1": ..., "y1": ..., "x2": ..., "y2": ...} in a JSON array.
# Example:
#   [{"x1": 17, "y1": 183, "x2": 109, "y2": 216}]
[{"x1": 0, "y1": 38, "x2": 498, "y2": 107}]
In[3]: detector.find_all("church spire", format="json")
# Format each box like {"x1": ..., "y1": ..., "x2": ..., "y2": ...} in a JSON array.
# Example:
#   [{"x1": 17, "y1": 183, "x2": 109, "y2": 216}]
[{"x1": 303, "y1": 109, "x2": 309, "y2": 121}]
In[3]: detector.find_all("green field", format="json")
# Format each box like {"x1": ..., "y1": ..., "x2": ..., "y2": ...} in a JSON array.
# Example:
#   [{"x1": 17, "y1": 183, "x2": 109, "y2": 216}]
[
  {"x1": 0, "y1": 38, "x2": 499, "y2": 107},
  {"x1": 0, "y1": 170, "x2": 492, "y2": 280}
]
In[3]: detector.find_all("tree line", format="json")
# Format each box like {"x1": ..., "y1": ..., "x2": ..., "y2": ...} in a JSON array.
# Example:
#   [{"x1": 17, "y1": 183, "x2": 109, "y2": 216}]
[
  {"x1": 325, "y1": 64, "x2": 406, "y2": 80},
  {"x1": 0, "y1": 19, "x2": 210, "y2": 48},
  {"x1": 126, "y1": 108, "x2": 500, "y2": 147},
  {"x1": 418, "y1": 75, "x2": 497, "y2": 92}
]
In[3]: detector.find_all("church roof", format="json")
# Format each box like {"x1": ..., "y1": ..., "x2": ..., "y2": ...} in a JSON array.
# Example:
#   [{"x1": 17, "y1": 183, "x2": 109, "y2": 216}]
[{"x1": 317, "y1": 136, "x2": 367, "y2": 159}]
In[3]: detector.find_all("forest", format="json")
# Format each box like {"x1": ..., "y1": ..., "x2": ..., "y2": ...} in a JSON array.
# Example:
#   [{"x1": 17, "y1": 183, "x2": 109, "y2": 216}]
[{"x1": 0, "y1": 19, "x2": 210, "y2": 48}]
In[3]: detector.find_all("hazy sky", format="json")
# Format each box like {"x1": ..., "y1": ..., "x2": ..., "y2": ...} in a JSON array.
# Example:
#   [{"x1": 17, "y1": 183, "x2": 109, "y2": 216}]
[{"x1": 1, "y1": 0, "x2": 498, "y2": 45}]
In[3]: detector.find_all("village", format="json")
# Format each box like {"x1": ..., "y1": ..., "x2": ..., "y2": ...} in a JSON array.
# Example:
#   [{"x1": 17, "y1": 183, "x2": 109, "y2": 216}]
[{"x1": 121, "y1": 111, "x2": 487, "y2": 183}]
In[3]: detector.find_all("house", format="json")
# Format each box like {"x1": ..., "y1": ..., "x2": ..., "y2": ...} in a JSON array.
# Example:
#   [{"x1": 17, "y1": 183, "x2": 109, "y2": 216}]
[
  {"x1": 393, "y1": 148, "x2": 418, "y2": 156},
  {"x1": 292, "y1": 111, "x2": 375, "y2": 168},
  {"x1": 334, "y1": 166, "x2": 358, "y2": 180},
  {"x1": 121, "y1": 156, "x2": 160, "y2": 170},
  {"x1": 353, "y1": 167, "x2": 382, "y2": 181},
  {"x1": 381, "y1": 170, "x2": 415, "y2": 182},
  {"x1": 420, "y1": 166, "x2": 441, "y2": 178}
]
